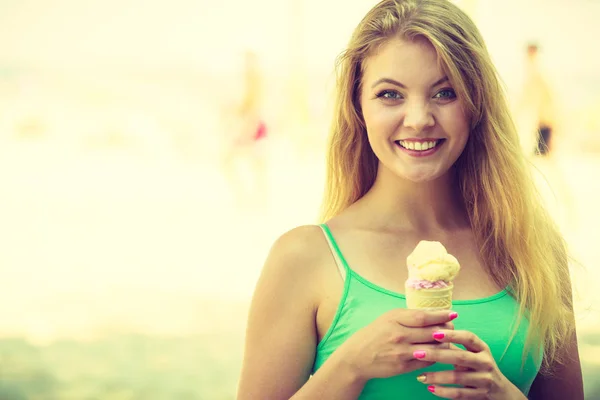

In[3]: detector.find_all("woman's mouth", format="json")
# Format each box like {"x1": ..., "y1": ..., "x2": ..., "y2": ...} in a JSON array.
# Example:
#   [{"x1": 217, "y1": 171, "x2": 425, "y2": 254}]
[{"x1": 394, "y1": 139, "x2": 445, "y2": 156}]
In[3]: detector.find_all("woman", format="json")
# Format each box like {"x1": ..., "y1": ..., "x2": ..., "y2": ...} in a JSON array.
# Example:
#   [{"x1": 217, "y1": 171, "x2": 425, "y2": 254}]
[{"x1": 237, "y1": 0, "x2": 583, "y2": 398}]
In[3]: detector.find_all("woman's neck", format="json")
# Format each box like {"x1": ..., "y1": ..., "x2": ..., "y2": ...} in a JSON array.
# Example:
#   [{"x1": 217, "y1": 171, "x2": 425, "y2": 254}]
[{"x1": 353, "y1": 163, "x2": 470, "y2": 234}]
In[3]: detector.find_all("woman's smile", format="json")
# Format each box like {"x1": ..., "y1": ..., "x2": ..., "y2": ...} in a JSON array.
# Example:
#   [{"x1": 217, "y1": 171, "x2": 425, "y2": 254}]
[{"x1": 395, "y1": 139, "x2": 445, "y2": 157}]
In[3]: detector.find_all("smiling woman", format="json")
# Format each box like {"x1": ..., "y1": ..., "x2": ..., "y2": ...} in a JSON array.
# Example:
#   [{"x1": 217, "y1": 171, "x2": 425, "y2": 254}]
[{"x1": 237, "y1": 1, "x2": 584, "y2": 399}]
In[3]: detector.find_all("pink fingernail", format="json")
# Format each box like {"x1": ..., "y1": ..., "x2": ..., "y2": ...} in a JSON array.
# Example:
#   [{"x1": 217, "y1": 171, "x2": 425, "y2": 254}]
[
  {"x1": 413, "y1": 350, "x2": 426, "y2": 359},
  {"x1": 433, "y1": 331, "x2": 445, "y2": 340},
  {"x1": 428, "y1": 385, "x2": 435, "y2": 393},
  {"x1": 449, "y1": 312, "x2": 458, "y2": 320}
]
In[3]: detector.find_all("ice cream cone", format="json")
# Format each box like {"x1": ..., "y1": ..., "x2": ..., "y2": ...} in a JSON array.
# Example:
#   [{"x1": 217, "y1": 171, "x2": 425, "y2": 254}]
[
  {"x1": 405, "y1": 283, "x2": 454, "y2": 310},
  {"x1": 404, "y1": 240, "x2": 460, "y2": 310}
]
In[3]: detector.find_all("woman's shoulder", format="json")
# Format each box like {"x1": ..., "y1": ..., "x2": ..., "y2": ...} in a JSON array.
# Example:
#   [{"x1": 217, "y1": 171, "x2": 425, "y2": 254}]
[
  {"x1": 263, "y1": 224, "x2": 332, "y2": 276},
  {"x1": 254, "y1": 225, "x2": 336, "y2": 307},
  {"x1": 274, "y1": 224, "x2": 325, "y2": 244}
]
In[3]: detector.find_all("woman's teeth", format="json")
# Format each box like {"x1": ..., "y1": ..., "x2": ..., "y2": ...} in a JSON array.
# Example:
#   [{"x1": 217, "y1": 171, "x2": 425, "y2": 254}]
[{"x1": 397, "y1": 140, "x2": 440, "y2": 151}]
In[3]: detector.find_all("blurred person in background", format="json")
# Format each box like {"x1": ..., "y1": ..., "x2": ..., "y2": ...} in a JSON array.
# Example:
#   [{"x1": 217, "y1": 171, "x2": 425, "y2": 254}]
[
  {"x1": 238, "y1": 0, "x2": 583, "y2": 399},
  {"x1": 516, "y1": 43, "x2": 558, "y2": 157},
  {"x1": 516, "y1": 42, "x2": 575, "y2": 234},
  {"x1": 220, "y1": 50, "x2": 269, "y2": 212}
]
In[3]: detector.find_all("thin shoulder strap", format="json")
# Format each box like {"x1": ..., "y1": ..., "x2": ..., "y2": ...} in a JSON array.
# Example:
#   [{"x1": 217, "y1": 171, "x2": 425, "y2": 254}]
[{"x1": 319, "y1": 224, "x2": 348, "y2": 281}]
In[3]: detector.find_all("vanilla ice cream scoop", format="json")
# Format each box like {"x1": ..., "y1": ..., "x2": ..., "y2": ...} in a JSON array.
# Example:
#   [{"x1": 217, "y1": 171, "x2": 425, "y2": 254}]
[{"x1": 406, "y1": 240, "x2": 460, "y2": 282}]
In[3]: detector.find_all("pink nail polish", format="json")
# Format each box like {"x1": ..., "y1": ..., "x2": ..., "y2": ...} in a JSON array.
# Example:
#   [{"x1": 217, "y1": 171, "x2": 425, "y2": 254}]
[
  {"x1": 413, "y1": 350, "x2": 426, "y2": 359},
  {"x1": 449, "y1": 312, "x2": 458, "y2": 320},
  {"x1": 428, "y1": 385, "x2": 435, "y2": 393},
  {"x1": 433, "y1": 331, "x2": 445, "y2": 340}
]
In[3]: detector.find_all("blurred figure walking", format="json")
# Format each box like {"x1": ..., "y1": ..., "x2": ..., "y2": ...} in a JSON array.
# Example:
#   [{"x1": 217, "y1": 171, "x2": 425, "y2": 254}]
[
  {"x1": 517, "y1": 43, "x2": 557, "y2": 156},
  {"x1": 220, "y1": 51, "x2": 269, "y2": 213},
  {"x1": 516, "y1": 43, "x2": 576, "y2": 235}
]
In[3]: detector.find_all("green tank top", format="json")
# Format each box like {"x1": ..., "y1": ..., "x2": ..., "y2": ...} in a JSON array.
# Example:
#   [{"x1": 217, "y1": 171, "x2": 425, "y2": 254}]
[{"x1": 313, "y1": 224, "x2": 541, "y2": 398}]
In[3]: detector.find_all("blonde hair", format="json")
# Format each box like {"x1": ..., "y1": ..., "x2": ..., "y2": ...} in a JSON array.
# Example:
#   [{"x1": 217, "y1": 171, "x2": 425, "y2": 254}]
[{"x1": 321, "y1": 0, "x2": 573, "y2": 373}]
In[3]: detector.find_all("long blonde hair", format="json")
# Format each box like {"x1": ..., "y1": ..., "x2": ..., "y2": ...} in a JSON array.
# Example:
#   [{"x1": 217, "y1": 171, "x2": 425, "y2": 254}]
[{"x1": 321, "y1": 0, "x2": 573, "y2": 372}]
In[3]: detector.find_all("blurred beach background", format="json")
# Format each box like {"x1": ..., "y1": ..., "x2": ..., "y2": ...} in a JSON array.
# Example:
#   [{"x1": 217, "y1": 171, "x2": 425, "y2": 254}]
[{"x1": 0, "y1": 0, "x2": 599, "y2": 398}]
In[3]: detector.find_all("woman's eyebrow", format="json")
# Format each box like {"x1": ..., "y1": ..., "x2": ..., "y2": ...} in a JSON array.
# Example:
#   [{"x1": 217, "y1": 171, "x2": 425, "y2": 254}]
[{"x1": 370, "y1": 76, "x2": 449, "y2": 89}]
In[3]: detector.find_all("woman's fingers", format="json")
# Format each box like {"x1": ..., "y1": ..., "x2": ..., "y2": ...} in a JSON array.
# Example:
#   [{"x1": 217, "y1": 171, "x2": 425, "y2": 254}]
[
  {"x1": 391, "y1": 309, "x2": 458, "y2": 328},
  {"x1": 395, "y1": 322, "x2": 456, "y2": 345},
  {"x1": 404, "y1": 359, "x2": 436, "y2": 373},
  {"x1": 418, "y1": 369, "x2": 493, "y2": 389},
  {"x1": 401, "y1": 343, "x2": 450, "y2": 361},
  {"x1": 384, "y1": 310, "x2": 458, "y2": 344},
  {"x1": 411, "y1": 347, "x2": 494, "y2": 370},
  {"x1": 410, "y1": 330, "x2": 504, "y2": 398},
  {"x1": 447, "y1": 344, "x2": 469, "y2": 371},
  {"x1": 403, "y1": 325, "x2": 455, "y2": 345},
  {"x1": 431, "y1": 329, "x2": 489, "y2": 353},
  {"x1": 424, "y1": 385, "x2": 490, "y2": 399}
]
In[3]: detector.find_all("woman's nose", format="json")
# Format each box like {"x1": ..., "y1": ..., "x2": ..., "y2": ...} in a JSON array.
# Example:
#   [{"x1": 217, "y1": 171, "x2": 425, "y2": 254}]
[{"x1": 403, "y1": 101, "x2": 435, "y2": 131}]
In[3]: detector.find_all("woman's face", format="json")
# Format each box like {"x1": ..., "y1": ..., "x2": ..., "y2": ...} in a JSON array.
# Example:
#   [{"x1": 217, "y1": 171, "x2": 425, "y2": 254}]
[{"x1": 359, "y1": 36, "x2": 470, "y2": 183}]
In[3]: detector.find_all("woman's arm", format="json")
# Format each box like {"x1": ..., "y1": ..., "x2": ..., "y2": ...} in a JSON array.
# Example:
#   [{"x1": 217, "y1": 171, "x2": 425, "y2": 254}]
[
  {"x1": 527, "y1": 328, "x2": 584, "y2": 399},
  {"x1": 237, "y1": 226, "x2": 366, "y2": 400},
  {"x1": 528, "y1": 270, "x2": 584, "y2": 400}
]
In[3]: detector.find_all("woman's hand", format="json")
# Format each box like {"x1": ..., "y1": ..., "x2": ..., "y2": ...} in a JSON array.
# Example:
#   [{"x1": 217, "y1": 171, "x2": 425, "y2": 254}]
[
  {"x1": 413, "y1": 329, "x2": 527, "y2": 399},
  {"x1": 333, "y1": 309, "x2": 458, "y2": 383}
]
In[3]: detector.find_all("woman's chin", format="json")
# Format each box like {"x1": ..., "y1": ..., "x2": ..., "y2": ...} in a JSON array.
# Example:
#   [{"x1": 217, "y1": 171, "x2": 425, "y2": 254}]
[
  {"x1": 378, "y1": 161, "x2": 452, "y2": 184},
  {"x1": 397, "y1": 169, "x2": 445, "y2": 184}
]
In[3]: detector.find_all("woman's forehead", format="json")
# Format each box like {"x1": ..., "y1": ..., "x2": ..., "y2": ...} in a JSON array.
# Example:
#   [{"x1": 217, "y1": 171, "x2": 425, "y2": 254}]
[{"x1": 361, "y1": 37, "x2": 447, "y2": 88}]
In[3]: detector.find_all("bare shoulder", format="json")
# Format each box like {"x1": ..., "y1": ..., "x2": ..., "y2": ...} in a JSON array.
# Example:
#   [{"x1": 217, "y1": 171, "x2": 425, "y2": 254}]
[
  {"x1": 271, "y1": 224, "x2": 328, "y2": 252},
  {"x1": 253, "y1": 223, "x2": 337, "y2": 309},
  {"x1": 263, "y1": 224, "x2": 331, "y2": 280}
]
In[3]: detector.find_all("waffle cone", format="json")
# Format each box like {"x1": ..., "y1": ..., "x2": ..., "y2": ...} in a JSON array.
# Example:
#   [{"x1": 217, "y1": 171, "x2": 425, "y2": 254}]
[{"x1": 405, "y1": 283, "x2": 453, "y2": 310}]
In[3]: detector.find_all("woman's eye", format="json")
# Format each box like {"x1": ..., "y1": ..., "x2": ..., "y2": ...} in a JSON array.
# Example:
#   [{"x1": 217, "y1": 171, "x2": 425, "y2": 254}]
[
  {"x1": 376, "y1": 90, "x2": 402, "y2": 100},
  {"x1": 434, "y1": 89, "x2": 457, "y2": 100}
]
